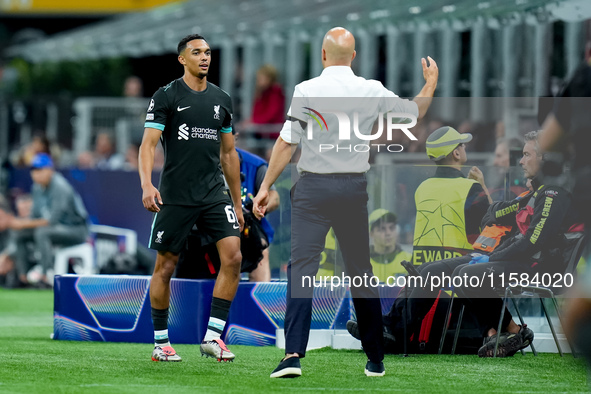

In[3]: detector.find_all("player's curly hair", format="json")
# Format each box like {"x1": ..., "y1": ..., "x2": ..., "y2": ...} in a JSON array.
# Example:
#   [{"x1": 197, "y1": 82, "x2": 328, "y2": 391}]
[{"x1": 177, "y1": 34, "x2": 207, "y2": 55}]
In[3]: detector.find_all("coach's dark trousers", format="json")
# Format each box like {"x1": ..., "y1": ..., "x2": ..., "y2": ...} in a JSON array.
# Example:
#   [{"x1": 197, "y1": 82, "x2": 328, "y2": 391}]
[{"x1": 284, "y1": 172, "x2": 384, "y2": 363}]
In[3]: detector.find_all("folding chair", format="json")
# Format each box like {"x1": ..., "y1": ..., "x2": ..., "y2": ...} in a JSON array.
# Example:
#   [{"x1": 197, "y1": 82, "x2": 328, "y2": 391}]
[
  {"x1": 493, "y1": 232, "x2": 585, "y2": 358},
  {"x1": 439, "y1": 232, "x2": 585, "y2": 357}
]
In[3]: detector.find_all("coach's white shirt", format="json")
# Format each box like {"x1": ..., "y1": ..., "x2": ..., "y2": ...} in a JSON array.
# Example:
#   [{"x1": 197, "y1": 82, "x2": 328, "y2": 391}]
[{"x1": 280, "y1": 66, "x2": 418, "y2": 174}]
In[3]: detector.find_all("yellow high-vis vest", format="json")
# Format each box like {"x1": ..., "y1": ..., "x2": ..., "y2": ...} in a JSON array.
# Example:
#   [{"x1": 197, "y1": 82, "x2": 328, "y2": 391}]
[
  {"x1": 413, "y1": 177, "x2": 478, "y2": 265},
  {"x1": 317, "y1": 228, "x2": 338, "y2": 279},
  {"x1": 370, "y1": 248, "x2": 412, "y2": 282}
]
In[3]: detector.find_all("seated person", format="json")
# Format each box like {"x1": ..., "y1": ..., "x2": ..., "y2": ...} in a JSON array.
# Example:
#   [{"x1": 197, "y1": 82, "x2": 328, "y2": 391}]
[
  {"x1": 368, "y1": 209, "x2": 411, "y2": 282},
  {"x1": 348, "y1": 130, "x2": 579, "y2": 357},
  {"x1": 6, "y1": 154, "x2": 89, "y2": 287},
  {"x1": 455, "y1": 132, "x2": 579, "y2": 357},
  {"x1": 0, "y1": 195, "x2": 34, "y2": 287},
  {"x1": 316, "y1": 209, "x2": 411, "y2": 283}
]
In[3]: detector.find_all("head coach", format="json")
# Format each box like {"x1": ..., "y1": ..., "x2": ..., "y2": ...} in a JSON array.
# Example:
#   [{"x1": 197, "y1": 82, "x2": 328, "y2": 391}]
[{"x1": 253, "y1": 27, "x2": 439, "y2": 378}]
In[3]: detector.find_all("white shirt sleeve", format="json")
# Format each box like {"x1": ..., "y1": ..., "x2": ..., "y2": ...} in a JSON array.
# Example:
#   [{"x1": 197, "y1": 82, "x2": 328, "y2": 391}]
[
  {"x1": 378, "y1": 84, "x2": 419, "y2": 119},
  {"x1": 279, "y1": 120, "x2": 301, "y2": 144},
  {"x1": 280, "y1": 84, "x2": 306, "y2": 144}
]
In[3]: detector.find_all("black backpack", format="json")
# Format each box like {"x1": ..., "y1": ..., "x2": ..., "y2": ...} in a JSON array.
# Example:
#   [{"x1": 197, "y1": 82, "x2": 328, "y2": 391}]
[{"x1": 175, "y1": 209, "x2": 269, "y2": 279}]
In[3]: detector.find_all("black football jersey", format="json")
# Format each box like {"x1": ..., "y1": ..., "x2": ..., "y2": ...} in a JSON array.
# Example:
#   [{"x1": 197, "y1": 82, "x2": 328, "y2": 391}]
[{"x1": 145, "y1": 78, "x2": 233, "y2": 205}]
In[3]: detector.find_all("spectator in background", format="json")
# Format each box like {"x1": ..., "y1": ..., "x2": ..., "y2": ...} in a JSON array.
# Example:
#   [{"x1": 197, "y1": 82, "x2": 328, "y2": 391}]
[
  {"x1": 493, "y1": 138, "x2": 522, "y2": 170},
  {"x1": 456, "y1": 120, "x2": 474, "y2": 136},
  {"x1": 76, "y1": 150, "x2": 96, "y2": 169},
  {"x1": 0, "y1": 194, "x2": 33, "y2": 287},
  {"x1": 489, "y1": 137, "x2": 527, "y2": 201},
  {"x1": 122, "y1": 75, "x2": 148, "y2": 143},
  {"x1": 124, "y1": 75, "x2": 144, "y2": 98},
  {"x1": 252, "y1": 64, "x2": 285, "y2": 137},
  {"x1": 6, "y1": 154, "x2": 89, "y2": 287},
  {"x1": 238, "y1": 64, "x2": 285, "y2": 157},
  {"x1": 124, "y1": 144, "x2": 140, "y2": 171},
  {"x1": 13, "y1": 132, "x2": 51, "y2": 168},
  {"x1": 94, "y1": 130, "x2": 125, "y2": 170},
  {"x1": 495, "y1": 120, "x2": 505, "y2": 141}
]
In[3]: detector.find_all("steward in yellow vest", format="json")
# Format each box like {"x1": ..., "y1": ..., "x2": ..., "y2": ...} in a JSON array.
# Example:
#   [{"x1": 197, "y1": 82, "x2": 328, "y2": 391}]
[
  {"x1": 413, "y1": 126, "x2": 491, "y2": 265},
  {"x1": 369, "y1": 209, "x2": 412, "y2": 282},
  {"x1": 317, "y1": 209, "x2": 413, "y2": 282}
]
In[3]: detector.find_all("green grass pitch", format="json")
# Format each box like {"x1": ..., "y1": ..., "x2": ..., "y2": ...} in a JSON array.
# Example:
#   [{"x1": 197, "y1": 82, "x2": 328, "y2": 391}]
[{"x1": 0, "y1": 287, "x2": 588, "y2": 393}]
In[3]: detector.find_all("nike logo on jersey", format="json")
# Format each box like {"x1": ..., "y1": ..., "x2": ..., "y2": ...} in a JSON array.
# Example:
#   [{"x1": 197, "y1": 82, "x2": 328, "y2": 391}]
[
  {"x1": 233, "y1": 224, "x2": 240, "y2": 229},
  {"x1": 177, "y1": 106, "x2": 191, "y2": 112}
]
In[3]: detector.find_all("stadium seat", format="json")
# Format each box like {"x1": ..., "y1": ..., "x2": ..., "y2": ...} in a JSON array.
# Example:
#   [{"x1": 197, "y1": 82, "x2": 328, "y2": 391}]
[
  {"x1": 53, "y1": 242, "x2": 94, "y2": 276},
  {"x1": 88, "y1": 224, "x2": 137, "y2": 271},
  {"x1": 53, "y1": 225, "x2": 138, "y2": 277},
  {"x1": 439, "y1": 232, "x2": 585, "y2": 357},
  {"x1": 492, "y1": 232, "x2": 585, "y2": 358}
]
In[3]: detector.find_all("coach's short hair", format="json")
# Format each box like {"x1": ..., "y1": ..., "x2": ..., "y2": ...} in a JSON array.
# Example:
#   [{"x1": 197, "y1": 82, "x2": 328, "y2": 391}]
[{"x1": 177, "y1": 34, "x2": 207, "y2": 55}]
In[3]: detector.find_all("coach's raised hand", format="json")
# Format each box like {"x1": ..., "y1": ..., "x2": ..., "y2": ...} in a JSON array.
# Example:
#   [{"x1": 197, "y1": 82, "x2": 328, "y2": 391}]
[
  {"x1": 422, "y1": 56, "x2": 438, "y2": 86},
  {"x1": 413, "y1": 56, "x2": 438, "y2": 120}
]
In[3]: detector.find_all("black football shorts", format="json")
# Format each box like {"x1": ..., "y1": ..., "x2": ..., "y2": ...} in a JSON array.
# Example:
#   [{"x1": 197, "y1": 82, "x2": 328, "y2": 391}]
[{"x1": 149, "y1": 200, "x2": 240, "y2": 253}]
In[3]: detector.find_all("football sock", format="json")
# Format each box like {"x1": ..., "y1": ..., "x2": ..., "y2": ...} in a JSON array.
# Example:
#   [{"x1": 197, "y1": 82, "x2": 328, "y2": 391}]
[
  {"x1": 154, "y1": 331, "x2": 170, "y2": 347},
  {"x1": 152, "y1": 307, "x2": 170, "y2": 346},
  {"x1": 203, "y1": 297, "x2": 231, "y2": 341}
]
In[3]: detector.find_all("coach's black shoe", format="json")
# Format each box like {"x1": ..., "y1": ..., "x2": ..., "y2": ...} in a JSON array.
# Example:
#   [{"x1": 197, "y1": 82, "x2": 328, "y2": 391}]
[
  {"x1": 270, "y1": 356, "x2": 301, "y2": 378},
  {"x1": 364, "y1": 360, "x2": 385, "y2": 377},
  {"x1": 478, "y1": 331, "x2": 523, "y2": 358},
  {"x1": 347, "y1": 320, "x2": 396, "y2": 348}
]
